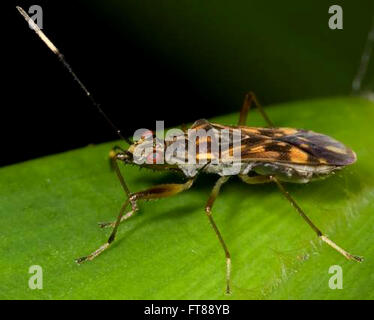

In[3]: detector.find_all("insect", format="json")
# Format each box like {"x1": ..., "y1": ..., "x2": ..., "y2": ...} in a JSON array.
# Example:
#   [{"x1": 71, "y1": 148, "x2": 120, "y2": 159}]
[{"x1": 18, "y1": 6, "x2": 362, "y2": 294}]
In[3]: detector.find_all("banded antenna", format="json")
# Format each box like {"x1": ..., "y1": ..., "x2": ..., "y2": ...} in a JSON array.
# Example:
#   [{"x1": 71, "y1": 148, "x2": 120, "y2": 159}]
[{"x1": 16, "y1": 6, "x2": 132, "y2": 145}]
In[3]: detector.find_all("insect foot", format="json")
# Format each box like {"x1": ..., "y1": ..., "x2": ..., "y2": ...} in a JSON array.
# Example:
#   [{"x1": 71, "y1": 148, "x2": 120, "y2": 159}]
[
  {"x1": 320, "y1": 235, "x2": 364, "y2": 263},
  {"x1": 98, "y1": 221, "x2": 115, "y2": 228},
  {"x1": 75, "y1": 243, "x2": 110, "y2": 264},
  {"x1": 225, "y1": 257, "x2": 232, "y2": 295},
  {"x1": 97, "y1": 222, "x2": 115, "y2": 228},
  {"x1": 75, "y1": 256, "x2": 88, "y2": 264}
]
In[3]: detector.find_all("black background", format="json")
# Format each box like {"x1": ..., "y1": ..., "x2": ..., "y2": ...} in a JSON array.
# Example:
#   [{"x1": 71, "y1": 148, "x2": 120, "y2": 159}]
[
  {"x1": 5, "y1": 0, "x2": 374, "y2": 166},
  {"x1": 8, "y1": 0, "x2": 216, "y2": 166}
]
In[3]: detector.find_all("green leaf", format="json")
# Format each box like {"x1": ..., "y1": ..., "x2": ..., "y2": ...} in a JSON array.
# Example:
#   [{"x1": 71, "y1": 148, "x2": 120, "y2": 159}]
[{"x1": 1, "y1": 96, "x2": 374, "y2": 299}]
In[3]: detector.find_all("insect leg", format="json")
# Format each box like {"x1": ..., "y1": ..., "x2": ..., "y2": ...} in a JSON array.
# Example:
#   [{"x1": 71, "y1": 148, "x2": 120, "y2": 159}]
[
  {"x1": 238, "y1": 92, "x2": 274, "y2": 127},
  {"x1": 99, "y1": 176, "x2": 195, "y2": 228},
  {"x1": 98, "y1": 207, "x2": 136, "y2": 228},
  {"x1": 76, "y1": 197, "x2": 132, "y2": 263},
  {"x1": 108, "y1": 146, "x2": 126, "y2": 169},
  {"x1": 181, "y1": 123, "x2": 188, "y2": 133},
  {"x1": 76, "y1": 179, "x2": 194, "y2": 263},
  {"x1": 109, "y1": 149, "x2": 131, "y2": 196},
  {"x1": 96, "y1": 149, "x2": 134, "y2": 228},
  {"x1": 205, "y1": 176, "x2": 232, "y2": 294},
  {"x1": 270, "y1": 175, "x2": 363, "y2": 262}
]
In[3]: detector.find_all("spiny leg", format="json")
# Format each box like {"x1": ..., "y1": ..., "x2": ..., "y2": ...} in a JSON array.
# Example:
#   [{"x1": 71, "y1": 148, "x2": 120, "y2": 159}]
[
  {"x1": 99, "y1": 178, "x2": 195, "y2": 228},
  {"x1": 270, "y1": 175, "x2": 363, "y2": 262},
  {"x1": 205, "y1": 176, "x2": 231, "y2": 294},
  {"x1": 104, "y1": 143, "x2": 195, "y2": 227},
  {"x1": 238, "y1": 91, "x2": 274, "y2": 127},
  {"x1": 76, "y1": 178, "x2": 194, "y2": 263}
]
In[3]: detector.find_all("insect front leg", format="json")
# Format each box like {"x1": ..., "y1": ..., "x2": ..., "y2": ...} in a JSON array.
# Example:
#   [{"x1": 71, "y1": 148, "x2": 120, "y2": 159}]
[
  {"x1": 98, "y1": 148, "x2": 133, "y2": 228},
  {"x1": 109, "y1": 148, "x2": 132, "y2": 196},
  {"x1": 238, "y1": 91, "x2": 274, "y2": 127},
  {"x1": 270, "y1": 176, "x2": 363, "y2": 262},
  {"x1": 75, "y1": 197, "x2": 133, "y2": 263},
  {"x1": 204, "y1": 176, "x2": 232, "y2": 294},
  {"x1": 75, "y1": 177, "x2": 194, "y2": 264}
]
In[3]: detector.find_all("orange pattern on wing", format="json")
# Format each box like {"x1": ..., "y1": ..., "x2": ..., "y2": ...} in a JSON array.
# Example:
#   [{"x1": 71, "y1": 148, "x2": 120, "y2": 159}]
[{"x1": 288, "y1": 146, "x2": 309, "y2": 163}]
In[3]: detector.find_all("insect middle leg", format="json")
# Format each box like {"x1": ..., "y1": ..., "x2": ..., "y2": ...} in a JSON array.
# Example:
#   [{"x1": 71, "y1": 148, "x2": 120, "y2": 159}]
[
  {"x1": 238, "y1": 91, "x2": 274, "y2": 127},
  {"x1": 204, "y1": 176, "x2": 232, "y2": 294}
]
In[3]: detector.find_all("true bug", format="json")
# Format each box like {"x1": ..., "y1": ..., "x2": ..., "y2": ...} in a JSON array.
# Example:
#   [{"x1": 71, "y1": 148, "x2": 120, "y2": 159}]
[{"x1": 18, "y1": 7, "x2": 362, "y2": 294}]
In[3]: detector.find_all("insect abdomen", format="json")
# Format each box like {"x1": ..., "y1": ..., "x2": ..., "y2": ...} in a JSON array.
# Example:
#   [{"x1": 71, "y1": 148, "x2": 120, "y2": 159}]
[{"x1": 251, "y1": 162, "x2": 340, "y2": 183}]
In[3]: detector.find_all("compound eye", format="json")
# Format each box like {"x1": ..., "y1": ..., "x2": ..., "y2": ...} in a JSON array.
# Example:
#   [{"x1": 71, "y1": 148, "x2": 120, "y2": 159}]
[
  {"x1": 141, "y1": 130, "x2": 153, "y2": 140},
  {"x1": 146, "y1": 150, "x2": 163, "y2": 164}
]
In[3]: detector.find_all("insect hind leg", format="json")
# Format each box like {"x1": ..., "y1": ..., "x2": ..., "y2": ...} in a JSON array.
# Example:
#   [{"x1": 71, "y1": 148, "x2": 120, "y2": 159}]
[
  {"x1": 238, "y1": 91, "x2": 274, "y2": 127},
  {"x1": 270, "y1": 175, "x2": 363, "y2": 262}
]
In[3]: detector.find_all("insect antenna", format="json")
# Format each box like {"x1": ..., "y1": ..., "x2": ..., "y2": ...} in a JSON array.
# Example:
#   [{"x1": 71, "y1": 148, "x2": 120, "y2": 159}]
[{"x1": 16, "y1": 6, "x2": 132, "y2": 145}]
